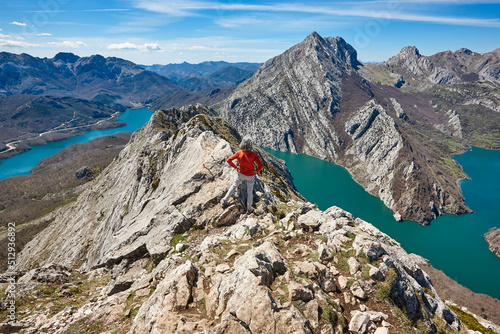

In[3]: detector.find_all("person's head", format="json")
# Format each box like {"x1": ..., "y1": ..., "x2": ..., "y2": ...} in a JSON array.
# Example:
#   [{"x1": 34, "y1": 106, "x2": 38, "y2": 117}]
[{"x1": 239, "y1": 136, "x2": 253, "y2": 151}]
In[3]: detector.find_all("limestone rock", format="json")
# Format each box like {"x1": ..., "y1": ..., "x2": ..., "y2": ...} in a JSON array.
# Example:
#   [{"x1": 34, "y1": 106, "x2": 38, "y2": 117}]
[
  {"x1": 289, "y1": 281, "x2": 314, "y2": 302},
  {"x1": 349, "y1": 311, "x2": 371, "y2": 333},
  {"x1": 348, "y1": 257, "x2": 361, "y2": 275},
  {"x1": 130, "y1": 261, "x2": 198, "y2": 333}
]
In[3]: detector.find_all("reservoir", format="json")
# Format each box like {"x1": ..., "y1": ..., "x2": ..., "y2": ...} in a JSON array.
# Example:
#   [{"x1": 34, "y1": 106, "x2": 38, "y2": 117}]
[
  {"x1": 267, "y1": 148, "x2": 500, "y2": 300},
  {"x1": 0, "y1": 108, "x2": 152, "y2": 180}
]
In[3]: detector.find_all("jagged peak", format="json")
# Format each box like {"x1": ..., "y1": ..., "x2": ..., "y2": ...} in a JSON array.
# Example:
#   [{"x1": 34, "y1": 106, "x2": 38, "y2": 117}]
[
  {"x1": 291, "y1": 32, "x2": 359, "y2": 69},
  {"x1": 304, "y1": 31, "x2": 323, "y2": 42},
  {"x1": 399, "y1": 46, "x2": 421, "y2": 58}
]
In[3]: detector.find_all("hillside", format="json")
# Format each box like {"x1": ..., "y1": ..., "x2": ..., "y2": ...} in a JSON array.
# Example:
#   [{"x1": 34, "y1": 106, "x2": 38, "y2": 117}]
[
  {"x1": 0, "y1": 95, "x2": 126, "y2": 160},
  {"x1": 212, "y1": 31, "x2": 500, "y2": 224},
  {"x1": 0, "y1": 133, "x2": 131, "y2": 273},
  {"x1": 0, "y1": 52, "x2": 183, "y2": 107},
  {"x1": 1, "y1": 108, "x2": 498, "y2": 333}
]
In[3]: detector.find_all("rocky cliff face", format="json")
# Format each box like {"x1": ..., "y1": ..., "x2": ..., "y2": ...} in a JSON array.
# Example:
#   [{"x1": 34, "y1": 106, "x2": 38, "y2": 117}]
[
  {"x1": 213, "y1": 32, "x2": 472, "y2": 223},
  {"x1": 4, "y1": 109, "x2": 493, "y2": 332}
]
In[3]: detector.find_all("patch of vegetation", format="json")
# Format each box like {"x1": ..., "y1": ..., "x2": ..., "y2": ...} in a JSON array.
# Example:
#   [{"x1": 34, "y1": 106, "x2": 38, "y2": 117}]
[
  {"x1": 170, "y1": 233, "x2": 188, "y2": 250},
  {"x1": 375, "y1": 267, "x2": 397, "y2": 301},
  {"x1": 319, "y1": 302, "x2": 337, "y2": 326},
  {"x1": 65, "y1": 317, "x2": 103, "y2": 334},
  {"x1": 307, "y1": 251, "x2": 319, "y2": 262},
  {"x1": 272, "y1": 191, "x2": 287, "y2": 203},
  {"x1": 448, "y1": 304, "x2": 496, "y2": 334},
  {"x1": 293, "y1": 300, "x2": 307, "y2": 315}
]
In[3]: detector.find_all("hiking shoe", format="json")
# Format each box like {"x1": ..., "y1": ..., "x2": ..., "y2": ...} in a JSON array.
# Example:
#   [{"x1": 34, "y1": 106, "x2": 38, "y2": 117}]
[
  {"x1": 220, "y1": 199, "x2": 228, "y2": 209},
  {"x1": 246, "y1": 207, "x2": 254, "y2": 214}
]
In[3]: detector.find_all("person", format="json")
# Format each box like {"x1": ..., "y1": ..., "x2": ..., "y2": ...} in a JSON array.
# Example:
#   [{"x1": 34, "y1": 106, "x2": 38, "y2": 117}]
[{"x1": 221, "y1": 136, "x2": 264, "y2": 213}]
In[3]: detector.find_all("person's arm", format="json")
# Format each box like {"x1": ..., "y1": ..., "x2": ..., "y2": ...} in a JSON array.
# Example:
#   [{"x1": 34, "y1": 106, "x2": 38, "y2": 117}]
[
  {"x1": 254, "y1": 154, "x2": 264, "y2": 173},
  {"x1": 226, "y1": 152, "x2": 239, "y2": 170}
]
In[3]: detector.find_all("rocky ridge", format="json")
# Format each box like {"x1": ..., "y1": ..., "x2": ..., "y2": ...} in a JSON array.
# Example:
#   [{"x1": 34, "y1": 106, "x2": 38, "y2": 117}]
[
  {"x1": 213, "y1": 32, "x2": 473, "y2": 223},
  {"x1": 1, "y1": 107, "x2": 498, "y2": 333},
  {"x1": 361, "y1": 46, "x2": 500, "y2": 90}
]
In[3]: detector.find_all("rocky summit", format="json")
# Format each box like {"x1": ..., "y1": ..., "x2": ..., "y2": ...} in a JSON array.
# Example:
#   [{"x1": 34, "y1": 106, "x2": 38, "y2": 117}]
[
  {"x1": 211, "y1": 31, "x2": 495, "y2": 224},
  {"x1": 1, "y1": 107, "x2": 498, "y2": 333}
]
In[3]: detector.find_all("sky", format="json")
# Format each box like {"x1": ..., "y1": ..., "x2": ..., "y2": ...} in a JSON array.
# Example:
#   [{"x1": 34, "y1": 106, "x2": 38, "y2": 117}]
[{"x1": 0, "y1": 0, "x2": 499, "y2": 65}]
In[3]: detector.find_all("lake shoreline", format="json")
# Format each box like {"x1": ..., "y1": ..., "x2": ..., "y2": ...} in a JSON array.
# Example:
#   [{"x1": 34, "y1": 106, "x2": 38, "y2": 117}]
[
  {"x1": 266, "y1": 147, "x2": 500, "y2": 301},
  {"x1": 0, "y1": 110, "x2": 132, "y2": 163}
]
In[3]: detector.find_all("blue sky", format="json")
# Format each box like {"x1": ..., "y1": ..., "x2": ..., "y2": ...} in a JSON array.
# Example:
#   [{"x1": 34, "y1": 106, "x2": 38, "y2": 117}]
[{"x1": 0, "y1": 0, "x2": 499, "y2": 65}]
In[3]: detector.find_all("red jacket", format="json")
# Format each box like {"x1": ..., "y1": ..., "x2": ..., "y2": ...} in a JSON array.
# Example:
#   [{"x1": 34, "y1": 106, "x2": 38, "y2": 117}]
[{"x1": 227, "y1": 150, "x2": 264, "y2": 176}]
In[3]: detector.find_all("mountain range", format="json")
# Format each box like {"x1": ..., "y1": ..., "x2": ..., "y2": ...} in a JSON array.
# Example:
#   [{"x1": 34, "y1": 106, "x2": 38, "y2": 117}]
[
  {"x1": 211, "y1": 31, "x2": 500, "y2": 224},
  {"x1": 144, "y1": 61, "x2": 260, "y2": 92},
  {"x1": 0, "y1": 52, "x2": 182, "y2": 106},
  {"x1": 1, "y1": 33, "x2": 500, "y2": 332},
  {"x1": 1, "y1": 32, "x2": 499, "y2": 224},
  {"x1": 0, "y1": 53, "x2": 249, "y2": 158}
]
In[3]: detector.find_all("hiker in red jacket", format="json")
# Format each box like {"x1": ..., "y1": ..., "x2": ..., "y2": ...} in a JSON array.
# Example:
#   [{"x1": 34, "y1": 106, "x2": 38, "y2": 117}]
[{"x1": 221, "y1": 136, "x2": 264, "y2": 213}]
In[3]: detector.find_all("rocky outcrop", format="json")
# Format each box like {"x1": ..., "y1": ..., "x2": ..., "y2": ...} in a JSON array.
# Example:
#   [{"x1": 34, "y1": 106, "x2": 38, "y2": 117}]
[
  {"x1": 4, "y1": 201, "x2": 475, "y2": 333},
  {"x1": 343, "y1": 100, "x2": 403, "y2": 210},
  {"x1": 485, "y1": 228, "x2": 500, "y2": 258},
  {"x1": 15, "y1": 105, "x2": 301, "y2": 272}
]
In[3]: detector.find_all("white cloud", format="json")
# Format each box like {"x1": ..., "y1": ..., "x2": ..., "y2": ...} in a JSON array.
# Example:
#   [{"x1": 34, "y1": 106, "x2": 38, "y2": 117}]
[
  {"x1": 107, "y1": 41, "x2": 164, "y2": 52},
  {"x1": 11, "y1": 21, "x2": 27, "y2": 26},
  {"x1": 144, "y1": 43, "x2": 163, "y2": 51},
  {"x1": 132, "y1": 0, "x2": 500, "y2": 28},
  {"x1": 107, "y1": 42, "x2": 138, "y2": 50},
  {"x1": 0, "y1": 39, "x2": 39, "y2": 47},
  {"x1": 0, "y1": 33, "x2": 11, "y2": 38},
  {"x1": 37, "y1": 33, "x2": 52, "y2": 36},
  {"x1": 49, "y1": 41, "x2": 86, "y2": 48}
]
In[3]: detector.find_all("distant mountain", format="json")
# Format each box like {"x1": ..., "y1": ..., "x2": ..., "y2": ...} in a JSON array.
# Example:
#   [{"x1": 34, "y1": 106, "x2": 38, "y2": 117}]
[
  {"x1": 0, "y1": 52, "x2": 183, "y2": 107},
  {"x1": 145, "y1": 60, "x2": 260, "y2": 79},
  {"x1": 213, "y1": 31, "x2": 500, "y2": 224},
  {"x1": 150, "y1": 87, "x2": 233, "y2": 111},
  {"x1": 145, "y1": 61, "x2": 260, "y2": 91},
  {"x1": 176, "y1": 66, "x2": 256, "y2": 92},
  {"x1": 360, "y1": 46, "x2": 500, "y2": 90}
]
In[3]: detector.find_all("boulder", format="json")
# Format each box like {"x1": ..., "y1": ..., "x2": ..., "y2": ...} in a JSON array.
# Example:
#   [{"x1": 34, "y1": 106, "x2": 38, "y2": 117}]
[
  {"x1": 349, "y1": 311, "x2": 371, "y2": 333},
  {"x1": 348, "y1": 257, "x2": 361, "y2": 275}
]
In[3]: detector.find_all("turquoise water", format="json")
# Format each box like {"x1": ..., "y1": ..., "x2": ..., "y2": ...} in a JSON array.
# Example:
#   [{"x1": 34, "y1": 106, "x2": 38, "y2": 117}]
[
  {"x1": 267, "y1": 148, "x2": 500, "y2": 300},
  {"x1": 0, "y1": 108, "x2": 152, "y2": 180}
]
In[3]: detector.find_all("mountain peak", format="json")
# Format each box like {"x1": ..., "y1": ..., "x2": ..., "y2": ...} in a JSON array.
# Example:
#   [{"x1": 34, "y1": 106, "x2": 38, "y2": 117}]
[
  {"x1": 399, "y1": 46, "x2": 421, "y2": 58},
  {"x1": 52, "y1": 52, "x2": 80, "y2": 63}
]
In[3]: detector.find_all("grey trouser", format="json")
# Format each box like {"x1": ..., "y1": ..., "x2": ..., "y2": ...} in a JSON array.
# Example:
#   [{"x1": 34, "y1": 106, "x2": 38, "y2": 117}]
[{"x1": 223, "y1": 173, "x2": 255, "y2": 209}]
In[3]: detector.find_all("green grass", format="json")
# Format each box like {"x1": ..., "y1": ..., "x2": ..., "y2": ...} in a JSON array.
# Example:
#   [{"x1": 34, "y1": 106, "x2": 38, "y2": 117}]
[
  {"x1": 448, "y1": 305, "x2": 496, "y2": 334},
  {"x1": 375, "y1": 268, "x2": 397, "y2": 301}
]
